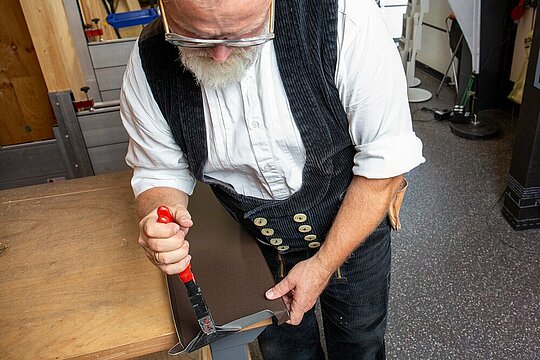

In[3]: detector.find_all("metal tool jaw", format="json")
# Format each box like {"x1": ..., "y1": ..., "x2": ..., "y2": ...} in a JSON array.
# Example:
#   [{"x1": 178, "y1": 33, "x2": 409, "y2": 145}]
[{"x1": 178, "y1": 279, "x2": 241, "y2": 352}]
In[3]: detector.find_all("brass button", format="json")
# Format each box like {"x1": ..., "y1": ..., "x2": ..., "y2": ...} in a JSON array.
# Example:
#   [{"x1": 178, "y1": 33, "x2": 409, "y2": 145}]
[
  {"x1": 277, "y1": 245, "x2": 290, "y2": 251},
  {"x1": 298, "y1": 225, "x2": 312, "y2": 233},
  {"x1": 293, "y1": 213, "x2": 307, "y2": 223},
  {"x1": 304, "y1": 234, "x2": 317, "y2": 241},
  {"x1": 261, "y1": 228, "x2": 274, "y2": 236},
  {"x1": 308, "y1": 241, "x2": 321, "y2": 248},
  {"x1": 254, "y1": 217, "x2": 268, "y2": 227},
  {"x1": 270, "y1": 238, "x2": 283, "y2": 246}
]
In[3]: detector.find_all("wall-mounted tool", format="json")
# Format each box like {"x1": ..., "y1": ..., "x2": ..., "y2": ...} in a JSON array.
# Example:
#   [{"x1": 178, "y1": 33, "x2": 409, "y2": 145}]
[
  {"x1": 83, "y1": 18, "x2": 104, "y2": 42},
  {"x1": 156, "y1": 206, "x2": 240, "y2": 350},
  {"x1": 73, "y1": 86, "x2": 95, "y2": 112}
]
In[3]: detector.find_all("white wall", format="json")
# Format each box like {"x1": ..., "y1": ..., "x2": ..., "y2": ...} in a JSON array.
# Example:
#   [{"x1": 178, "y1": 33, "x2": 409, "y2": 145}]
[
  {"x1": 382, "y1": 1, "x2": 537, "y2": 87},
  {"x1": 379, "y1": 0, "x2": 408, "y2": 39},
  {"x1": 417, "y1": 0, "x2": 456, "y2": 79},
  {"x1": 380, "y1": 0, "x2": 458, "y2": 82}
]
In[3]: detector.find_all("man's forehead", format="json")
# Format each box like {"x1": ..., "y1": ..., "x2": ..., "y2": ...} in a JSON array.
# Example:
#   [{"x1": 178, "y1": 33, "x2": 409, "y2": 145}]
[
  {"x1": 164, "y1": 0, "x2": 268, "y2": 14},
  {"x1": 164, "y1": 0, "x2": 270, "y2": 38}
]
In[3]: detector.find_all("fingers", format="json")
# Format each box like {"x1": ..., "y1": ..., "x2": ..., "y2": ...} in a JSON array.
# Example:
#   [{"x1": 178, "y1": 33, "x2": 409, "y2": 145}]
[
  {"x1": 138, "y1": 205, "x2": 194, "y2": 275},
  {"x1": 153, "y1": 241, "x2": 190, "y2": 265},
  {"x1": 266, "y1": 279, "x2": 307, "y2": 325},
  {"x1": 144, "y1": 232, "x2": 187, "y2": 252},
  {"x1": 144, "y1": 239, "x2": 190, "y2": 274},
  {"x1": 280, "y1": 296, "x2": 306, "y2": 325},
  {"x1": 138, "y1": 207, "x2": 191, "y2": 253},
  {"x1": 142, "y1": 220, "x2": 180, "y2": 239},
  {"x1": 145, "y1": 249, "x2": 192, "y2": 275},
  {"x1": 158, "y1": 254, "x2": 192, "y2": 275},
  {"x1": 287, "y1": 307, "x2": 305, "y2": 326},
  {"x1": 265, "y1": 278, "x2": 293, "y2": 300},
  {"x1": 265, "y1": 260, "x2": 328, "y2": 326},
  {"x1": 171, "y1": 205, "x2": 193, "y2": 229}
]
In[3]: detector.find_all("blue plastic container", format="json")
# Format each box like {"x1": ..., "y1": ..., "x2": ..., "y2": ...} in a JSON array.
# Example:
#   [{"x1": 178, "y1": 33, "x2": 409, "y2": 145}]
[{"x1": 106, "y1": 8, "x2": 159, "y2": 29}]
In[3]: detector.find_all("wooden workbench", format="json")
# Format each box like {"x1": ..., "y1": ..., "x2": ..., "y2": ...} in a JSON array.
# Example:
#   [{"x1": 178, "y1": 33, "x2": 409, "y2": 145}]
[{"x1": 0, "y1": 172, "x2": 207, "y2": 359}]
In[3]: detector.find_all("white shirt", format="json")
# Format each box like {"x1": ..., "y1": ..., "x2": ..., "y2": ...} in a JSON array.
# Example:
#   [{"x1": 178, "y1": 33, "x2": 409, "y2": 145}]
[{"x1": 121, "y1": 0, "x2": 425, "y2": 199}]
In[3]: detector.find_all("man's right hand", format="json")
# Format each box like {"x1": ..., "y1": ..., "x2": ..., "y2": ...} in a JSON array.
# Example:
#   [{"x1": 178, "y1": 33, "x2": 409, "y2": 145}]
[{"x1": 138, "y1": 205, "x2": 193, "y2": 275}]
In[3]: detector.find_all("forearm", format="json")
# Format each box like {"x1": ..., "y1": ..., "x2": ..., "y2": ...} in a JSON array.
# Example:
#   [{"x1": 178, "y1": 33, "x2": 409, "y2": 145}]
[
  {"x1": 136, "y1": 187, "x2": 189, "y2": 220},
  {"x1": 314, "y1": 175, "x2": 404, "y2": 274}
]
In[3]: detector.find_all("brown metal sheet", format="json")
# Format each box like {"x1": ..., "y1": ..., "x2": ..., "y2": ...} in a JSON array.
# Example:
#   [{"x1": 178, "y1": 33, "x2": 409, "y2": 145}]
[{"x1": 166, "y1": 183, "x2": 289, "y2": 351}]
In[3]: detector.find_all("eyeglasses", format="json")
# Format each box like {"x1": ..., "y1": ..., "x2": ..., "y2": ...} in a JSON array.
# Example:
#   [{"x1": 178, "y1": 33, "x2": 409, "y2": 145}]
[{"x1": 159, "y1": 0, "x2": 275, "y2": 48}]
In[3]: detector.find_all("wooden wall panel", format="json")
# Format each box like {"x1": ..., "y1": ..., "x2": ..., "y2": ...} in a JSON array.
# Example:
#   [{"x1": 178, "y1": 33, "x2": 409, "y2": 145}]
[
  {"x1": 80, "y1": 0, "x2": 121, "y2": 41},
  {"x1": 0, "y1": 0, "x2": 55, "y2": 146},
  {"x1": 19, "y1": 0, "x2": 86, "y2": 101}
]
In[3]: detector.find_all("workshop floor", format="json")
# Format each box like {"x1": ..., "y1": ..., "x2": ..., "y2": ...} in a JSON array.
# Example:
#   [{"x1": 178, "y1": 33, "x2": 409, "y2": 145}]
[
  {"x1": 249, "y1": 68, "x2": 540, "y2": 360},
  {"x1": 386, "y1": 70, "x2": 540, "y2": 360}
]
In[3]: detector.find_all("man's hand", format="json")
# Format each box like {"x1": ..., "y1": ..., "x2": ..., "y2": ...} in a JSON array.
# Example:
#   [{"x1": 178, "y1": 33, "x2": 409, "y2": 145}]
[
  {"x1": 138, "y1": 204, "x2": 193, "y2": 275},
  {"x1": 265, "y1": 257, "x2": 334, "y2": 325}
]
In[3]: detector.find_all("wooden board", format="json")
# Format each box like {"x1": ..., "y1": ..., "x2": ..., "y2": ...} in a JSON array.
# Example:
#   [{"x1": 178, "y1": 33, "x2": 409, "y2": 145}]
[
  {"x1": 19, "y1": 0, "x2": 86, "y2": 101},
  {"x1": 134, "y1": 347, "x2": 212, "y2": 360},
  {"x1": 0, "y1": 172, "x2": 178, "y2": 359},
  {"x1": 0, "y1": 171, "x2": 271, "y2": 359},
  {"x1": 0, "y1": 0, "x2": 55, "y2": 145}
]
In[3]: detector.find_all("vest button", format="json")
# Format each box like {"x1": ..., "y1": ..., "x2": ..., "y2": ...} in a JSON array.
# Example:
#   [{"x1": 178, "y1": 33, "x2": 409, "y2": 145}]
[
  {"x1": 261, "y1": 228, "x2": 275, "y2": 236},
  {"x1": 254, "y1": 217, "x2": 268, "y2": 227},
  {"x1": 304, "y1": 234, "x2": 317, "y2": 241},
  {"x1": 298, "y1": 225, "x2": 312, "y2": 233},
  {"x1": 308, "y1": 241, "x2": 321, "y2": 249},
  {"x1": 293, "y1": 213, "x2": 308, "y2": 223},
  {"x1": 270, "y1": 238, "x2": 283, "y2": 246},
  {"x1": 277, "y1": 245, "x2": 290, "y2": 251}
]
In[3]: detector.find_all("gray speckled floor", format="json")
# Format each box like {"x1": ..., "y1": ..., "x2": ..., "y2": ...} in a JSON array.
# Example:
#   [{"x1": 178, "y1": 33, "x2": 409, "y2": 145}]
[
  {"x1": 250, "y1": 69, "x2": 540, "y2": 360},
  {"x1": 387, "y1": 71, "x2": 540, "y2": 360}
]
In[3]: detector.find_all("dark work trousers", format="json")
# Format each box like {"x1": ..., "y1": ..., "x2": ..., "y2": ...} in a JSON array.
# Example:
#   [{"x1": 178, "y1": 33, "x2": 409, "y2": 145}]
[{"x1": 257, "y1": 219, "x2": 392, "y2": 360}]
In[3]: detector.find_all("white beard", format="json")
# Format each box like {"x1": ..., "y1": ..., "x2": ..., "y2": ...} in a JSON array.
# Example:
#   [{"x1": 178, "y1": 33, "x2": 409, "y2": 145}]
[{"x1": 178, "y1": 46, "x2": 261, "y2": 89}]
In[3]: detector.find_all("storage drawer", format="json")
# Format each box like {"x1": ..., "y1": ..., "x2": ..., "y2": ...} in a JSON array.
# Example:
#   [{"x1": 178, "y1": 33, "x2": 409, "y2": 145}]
[
  {"x1": 78, "y1": 110, "x2": 128, "y2": 148},
  {"x1": 96, "y1": 66, "x2": 126, "y2": 91},
  {"x1": 0, "y1": 140, "x2": 66, "y2": 189},
  {"x1": 101, "y1": 89, "x2": 121, "y2": 101},
  {"x1": 88, "y1": 143, "x2": 130, "y2": 175},
  {"x1": 89, "y1": 40, "x2": 135, "y2": 69}
]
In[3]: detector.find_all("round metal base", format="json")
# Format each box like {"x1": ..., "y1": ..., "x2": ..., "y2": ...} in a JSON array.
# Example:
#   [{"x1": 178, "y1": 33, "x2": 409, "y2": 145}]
[
  {"x1": 408, "y1": 87, "x2": 432, "y2": 103},
  {"x1": 410, "y1": 77, "x2": 421, "y2": 87},
  {"x1": 450, "y1": 116, "x2": 501, "y2": 140}
]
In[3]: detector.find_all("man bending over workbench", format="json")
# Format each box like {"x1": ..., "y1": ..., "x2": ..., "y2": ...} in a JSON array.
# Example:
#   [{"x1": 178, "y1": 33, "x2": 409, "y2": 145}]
[{"x1": 120, "y1": 0, "x2": 425, "y2": 358}]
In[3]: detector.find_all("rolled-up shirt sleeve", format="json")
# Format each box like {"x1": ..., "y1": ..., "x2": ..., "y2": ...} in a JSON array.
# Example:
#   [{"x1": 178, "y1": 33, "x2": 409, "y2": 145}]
[
  {"x1": 337, "y1": 0, "x2": 425, "y2": 178},
  {"x1": 120, "y1": 41, "x2": 196, "y2": 197}
]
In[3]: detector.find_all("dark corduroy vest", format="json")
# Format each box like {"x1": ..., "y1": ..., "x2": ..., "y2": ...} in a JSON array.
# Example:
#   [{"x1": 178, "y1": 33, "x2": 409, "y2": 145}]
[{"x1": 138, "y1": 0, "x2": 356, "y2": 252}]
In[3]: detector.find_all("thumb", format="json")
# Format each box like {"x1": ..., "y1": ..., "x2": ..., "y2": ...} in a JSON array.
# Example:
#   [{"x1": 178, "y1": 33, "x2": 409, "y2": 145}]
[
  {"x1": 173, "y1": 206, "x2": 193, "y2": 228},
  {"x1": 266, "y1": 278, "x2": 293, "y2": 300}
]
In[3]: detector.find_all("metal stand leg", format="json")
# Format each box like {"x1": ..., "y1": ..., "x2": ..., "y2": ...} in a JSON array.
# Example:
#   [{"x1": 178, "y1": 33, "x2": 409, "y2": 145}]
[
  {"x1": 210, "y1": 326, "x2": 267, "y2": 360},
  {"x1": 436, "y1": 23, "x2": 463, "y2": 97},
  {"x1": 435, "y1": 29, "x2": 463, "y2": 96},
  {"x1": 49, "y1": 91, "x2": 94, "y2": 178}
]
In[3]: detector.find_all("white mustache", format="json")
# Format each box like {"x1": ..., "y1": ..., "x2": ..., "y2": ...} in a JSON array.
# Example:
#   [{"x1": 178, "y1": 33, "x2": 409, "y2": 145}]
[{"x1": 177, "y1": 46, "x2": 261, "y2": 89}]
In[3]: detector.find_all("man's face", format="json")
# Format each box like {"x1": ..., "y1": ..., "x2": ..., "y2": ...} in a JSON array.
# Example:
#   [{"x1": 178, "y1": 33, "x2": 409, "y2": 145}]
[{"x1": 163, "y1": 0, "x2": 271, "y2": 88}]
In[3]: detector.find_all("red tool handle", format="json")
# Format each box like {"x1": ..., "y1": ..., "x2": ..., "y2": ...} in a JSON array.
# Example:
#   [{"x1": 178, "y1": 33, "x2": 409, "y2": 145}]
[{"x1": 156, "y1": 206, "x2": 194, "y2": 283}]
